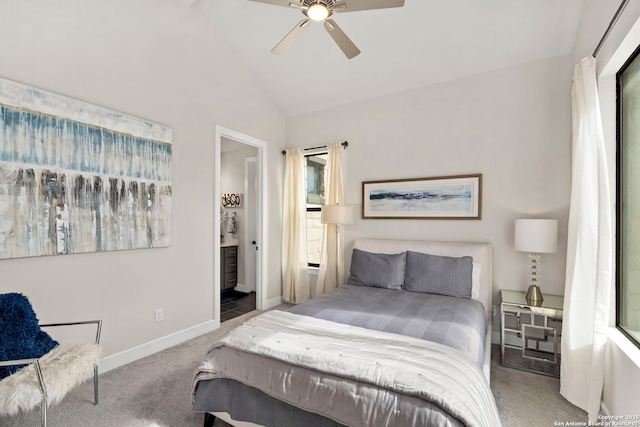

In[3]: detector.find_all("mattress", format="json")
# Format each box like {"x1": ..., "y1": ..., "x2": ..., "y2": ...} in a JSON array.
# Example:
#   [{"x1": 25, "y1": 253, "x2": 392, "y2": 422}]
[{"x1": 288, "y1": 284, "x2": 486, "y2": 366}]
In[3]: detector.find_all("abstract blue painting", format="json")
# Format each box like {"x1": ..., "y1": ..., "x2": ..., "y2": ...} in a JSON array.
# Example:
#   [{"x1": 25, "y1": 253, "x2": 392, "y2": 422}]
[
  {"x1": 0, "y1": 77, "x2": 172, "y2": 259},
  {"x1": 362, "y1": 174, "x2": 482, "y2": 219}
]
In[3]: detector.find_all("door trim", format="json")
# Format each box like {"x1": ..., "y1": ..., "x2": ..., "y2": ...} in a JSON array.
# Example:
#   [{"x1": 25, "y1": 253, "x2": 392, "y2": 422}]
[
  {"x1": 243, "y1": 155, "x2": 258, "y2": 293},
  {"x1": 214, "y1": 125, "x2": 267, "y2": 320}
]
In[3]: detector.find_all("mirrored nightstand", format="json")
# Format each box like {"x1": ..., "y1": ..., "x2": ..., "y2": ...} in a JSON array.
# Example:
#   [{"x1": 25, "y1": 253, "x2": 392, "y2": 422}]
[{"x1": 500, "y1": 290, "x2": 564, "y2": 377}]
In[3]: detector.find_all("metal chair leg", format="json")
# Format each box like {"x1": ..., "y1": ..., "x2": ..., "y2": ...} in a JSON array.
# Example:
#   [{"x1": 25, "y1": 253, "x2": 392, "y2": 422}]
[
  {"x1": 34, "y1": 360, "x2": 48, "y2": 427},
  {"x1": 93, "y1": 365, "x2": 99, "y2": 405},
  {"x1": 41, "y1": 397, "x2": 47, "y2": 427}
]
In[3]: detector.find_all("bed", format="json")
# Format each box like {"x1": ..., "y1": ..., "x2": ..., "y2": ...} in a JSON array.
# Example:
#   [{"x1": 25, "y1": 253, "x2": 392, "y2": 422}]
[{"x1": 192, "y1": 239, "x2": 500, "y2": 427}]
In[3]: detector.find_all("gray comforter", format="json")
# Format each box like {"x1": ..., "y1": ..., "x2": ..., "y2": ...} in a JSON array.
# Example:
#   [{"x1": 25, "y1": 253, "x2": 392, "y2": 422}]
[
  {"x1": 289, "y1": 285, "x2": 486, "y2": 366},
  {"x1": 193, "y1": 286, "x2": 491, "y2": 426},
  {"x1": 193, "y1": 310, "x2": 501, "y2": 427}
]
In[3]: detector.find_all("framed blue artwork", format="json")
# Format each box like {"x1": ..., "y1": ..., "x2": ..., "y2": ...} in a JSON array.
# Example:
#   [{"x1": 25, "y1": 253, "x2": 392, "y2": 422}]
[
  {"x1": 362, "y1": 174, "x2": 482, "y2": 219},
  {"x1": 0, "y1": 77, "x2": 172, "y2": 259}
]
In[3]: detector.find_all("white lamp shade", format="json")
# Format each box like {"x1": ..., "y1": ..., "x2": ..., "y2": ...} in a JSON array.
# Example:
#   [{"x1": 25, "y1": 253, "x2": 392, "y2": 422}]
[
  {"x1": 515, "y1": 219, "x2": 558, "y2": 253},
  {"x1": 321, "y1": 204, "x2": 355, "y2": 225}
]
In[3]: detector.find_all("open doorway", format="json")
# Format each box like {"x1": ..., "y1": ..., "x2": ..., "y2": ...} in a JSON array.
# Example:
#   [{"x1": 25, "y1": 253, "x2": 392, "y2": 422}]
[{"x1": 214, "y1": 126, "x2": 266, "y2": 323}]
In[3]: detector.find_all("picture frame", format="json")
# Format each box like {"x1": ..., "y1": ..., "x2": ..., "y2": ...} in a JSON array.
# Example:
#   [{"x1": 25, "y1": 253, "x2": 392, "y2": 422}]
[
  {"x1": 0, "y1": 76, "x2": 172, "y2": 259},
  {"x1": 362, "y1": 174, "x2": 482, "y2": 219}
]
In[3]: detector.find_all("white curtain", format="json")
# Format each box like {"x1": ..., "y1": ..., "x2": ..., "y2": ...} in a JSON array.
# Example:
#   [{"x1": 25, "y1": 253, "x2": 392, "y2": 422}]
[
  {"x1": 282, "y1": 149, "x2": 310, "y2": 304},
  {"x1": 561, "y1": 56, "x2": 613, "y2": 422},
  {"x1": 316, "y1": 142, "x2": 346, "y2": 296}
]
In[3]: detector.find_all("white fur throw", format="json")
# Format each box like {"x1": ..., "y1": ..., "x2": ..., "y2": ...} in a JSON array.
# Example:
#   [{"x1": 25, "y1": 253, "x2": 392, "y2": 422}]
[{"x1": 0, "y1": 343, "x2": 102, "y2": 416}]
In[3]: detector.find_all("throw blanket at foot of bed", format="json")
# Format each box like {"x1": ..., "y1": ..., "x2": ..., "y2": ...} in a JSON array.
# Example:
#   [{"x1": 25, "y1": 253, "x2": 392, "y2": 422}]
[{"x1": 192, "y1": 310, "x2": 501, "y2": 427}]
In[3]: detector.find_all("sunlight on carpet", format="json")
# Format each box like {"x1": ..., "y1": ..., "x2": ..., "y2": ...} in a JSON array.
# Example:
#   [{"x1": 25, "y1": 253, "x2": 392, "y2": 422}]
[{"x1": 126, "y1": 421, "x2": 166, "y2": 427}]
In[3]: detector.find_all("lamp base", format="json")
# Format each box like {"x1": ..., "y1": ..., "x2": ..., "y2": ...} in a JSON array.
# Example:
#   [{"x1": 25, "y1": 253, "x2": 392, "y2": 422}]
[{"x1": 525, "y1": 285, "x2": 544, "y2": 306}]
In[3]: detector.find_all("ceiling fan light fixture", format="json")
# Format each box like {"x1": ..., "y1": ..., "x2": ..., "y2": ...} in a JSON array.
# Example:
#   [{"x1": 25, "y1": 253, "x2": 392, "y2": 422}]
[
  {"x1": 253, "y1": 0, "x2": 405, "y2": 58},
  {"x1": 307, "y1": 3, "x2": 329, "y2": 21}
]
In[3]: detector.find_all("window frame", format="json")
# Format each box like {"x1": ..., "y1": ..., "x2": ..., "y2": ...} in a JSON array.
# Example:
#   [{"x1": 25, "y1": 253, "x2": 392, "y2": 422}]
[
  {"x1": 615, "y1": 41, "x2": 640, "y2": 350},
  {"x1": 305, "y1": 152, "x2": 328, "y2": 268},
  {"x1": 307, "y1": 206, "x2": 321, "y2": 268}
]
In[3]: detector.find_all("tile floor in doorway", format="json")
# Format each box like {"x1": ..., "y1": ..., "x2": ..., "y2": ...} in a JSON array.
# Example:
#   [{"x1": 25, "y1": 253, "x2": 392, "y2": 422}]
[{"x1": 221, "y1": 291, "x2": 256, "y2": 322}]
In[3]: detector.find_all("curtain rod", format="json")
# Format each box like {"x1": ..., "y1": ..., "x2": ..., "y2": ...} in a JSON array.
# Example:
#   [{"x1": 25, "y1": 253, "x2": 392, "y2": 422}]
[
  {"x1": 282, "y1": 141, "x2": 348, "y2": 155},
  {"x1": 593, "y1": 0, "x2": 631, "y2": 57}
]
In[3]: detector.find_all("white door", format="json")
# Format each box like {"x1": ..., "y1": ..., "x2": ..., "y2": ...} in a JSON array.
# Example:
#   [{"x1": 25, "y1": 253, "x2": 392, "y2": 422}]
[{"x1": 244, "y1": 156, "x2": 258, "y2": 292}]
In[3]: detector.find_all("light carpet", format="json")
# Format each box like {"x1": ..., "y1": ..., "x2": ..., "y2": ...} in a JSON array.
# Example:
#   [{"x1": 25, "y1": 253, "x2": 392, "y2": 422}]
[{"x1": 0, "y1": 307, "x2": 586, "y2": 427}]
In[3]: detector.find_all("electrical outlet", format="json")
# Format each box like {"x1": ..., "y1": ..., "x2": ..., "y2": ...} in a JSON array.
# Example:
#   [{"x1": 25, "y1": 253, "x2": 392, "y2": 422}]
[{"x1": 155, "y1": 308, "x2": 164, "y2": 323}]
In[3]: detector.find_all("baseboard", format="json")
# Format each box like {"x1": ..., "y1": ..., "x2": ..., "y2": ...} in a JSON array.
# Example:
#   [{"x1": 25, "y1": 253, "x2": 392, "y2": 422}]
[
  {"x1": 264, "y1": 295, "x2": 283, "y2": 309},
  {"x1": 101, "y1": 295, "x2": 284, "y2": 374},
  {"x1": 100, "y1": 319, "x2": 219, "y2": 374},
  {"x1": 234, "y1": 283, "x2": 253, "y2": 293},
  {"x1": 600, "y1": 400, "x2": 611, "y2": 416}
]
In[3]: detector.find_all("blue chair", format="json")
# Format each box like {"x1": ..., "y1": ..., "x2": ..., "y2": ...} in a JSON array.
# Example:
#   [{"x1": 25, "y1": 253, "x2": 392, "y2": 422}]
[{"x1": 0, "y1": 293, "x2": 102, "y2": 427}]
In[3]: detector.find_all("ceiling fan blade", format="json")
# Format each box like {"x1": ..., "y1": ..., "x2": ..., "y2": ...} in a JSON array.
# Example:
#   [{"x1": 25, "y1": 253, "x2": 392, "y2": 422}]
[
  {"x1": 272, "y1": 19, "x2": 310, "y2": 55},
  {"x1": 250, "y1": 0, "x2": 302, "y2": 8},
  {"x1": 323, "y1": 19, "x2": 360, "y2": 59},
  {"x1": 334, "y1": 0, "x2": 404, "y2": 13}
]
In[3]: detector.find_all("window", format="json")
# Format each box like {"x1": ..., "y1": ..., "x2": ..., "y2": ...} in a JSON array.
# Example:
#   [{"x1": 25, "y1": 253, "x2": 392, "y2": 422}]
[
  {"x1": 616, "y1": 43, "x2": 640, "y2": 348},
  {"x1": 305, "y1": 153, "x2": 327, "y2": 267}
]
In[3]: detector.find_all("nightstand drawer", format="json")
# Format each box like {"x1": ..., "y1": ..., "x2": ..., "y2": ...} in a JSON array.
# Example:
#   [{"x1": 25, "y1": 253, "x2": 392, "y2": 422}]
[{"x1": 503, "y1": 310, "x2": 521, "y2": 331}]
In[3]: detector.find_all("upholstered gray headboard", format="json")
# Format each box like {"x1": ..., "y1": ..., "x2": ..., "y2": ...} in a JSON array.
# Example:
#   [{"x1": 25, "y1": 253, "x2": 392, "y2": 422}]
[{"x1": 350, "y1": 239, "x2": 493, "y2": 323}]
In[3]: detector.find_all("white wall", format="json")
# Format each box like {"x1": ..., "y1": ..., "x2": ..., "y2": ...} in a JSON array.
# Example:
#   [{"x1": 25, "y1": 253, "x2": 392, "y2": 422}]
[
  {"x1": 0, "y1": 0, "x2": 285, "y2": 363},
  {"x1": 287, "y1": 55, "x2": 574, "y2": 312},
  {"x1": 571, "y1": 0, "x2": 640, "y2": 416}
]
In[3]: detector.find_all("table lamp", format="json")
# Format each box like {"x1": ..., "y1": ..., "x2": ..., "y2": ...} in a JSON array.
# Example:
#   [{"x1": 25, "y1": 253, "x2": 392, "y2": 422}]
[{"x1": 514, "y1": 217, "x2": 558, "y2": 305}]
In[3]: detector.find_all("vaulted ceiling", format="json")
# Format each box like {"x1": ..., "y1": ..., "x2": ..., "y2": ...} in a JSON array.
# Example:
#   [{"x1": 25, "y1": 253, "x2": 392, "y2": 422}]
[{"x1": 192, "y1": 0, "x2": 584, "y2": 116}]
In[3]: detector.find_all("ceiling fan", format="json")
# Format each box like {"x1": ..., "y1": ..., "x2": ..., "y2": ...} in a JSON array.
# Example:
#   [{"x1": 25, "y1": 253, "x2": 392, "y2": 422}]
[{"x1": 250, "y1": 0, "x2": 405, "y2": 59}]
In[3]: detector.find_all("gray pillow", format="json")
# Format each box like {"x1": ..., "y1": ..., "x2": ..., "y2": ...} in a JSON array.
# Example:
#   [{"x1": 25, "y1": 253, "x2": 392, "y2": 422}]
[
  {"x1": 404, "y1": 250, "x2": 473, "y2": 298},
  {"x1": 347, "y1": 248, "x2": 406, "y2": 290}
]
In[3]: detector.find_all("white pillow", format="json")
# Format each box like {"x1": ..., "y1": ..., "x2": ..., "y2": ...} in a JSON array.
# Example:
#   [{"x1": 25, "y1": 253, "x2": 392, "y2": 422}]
[{"x1": 472, "y1": 262, "x2": 482, "y2": 300}]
